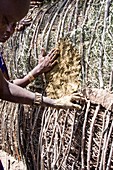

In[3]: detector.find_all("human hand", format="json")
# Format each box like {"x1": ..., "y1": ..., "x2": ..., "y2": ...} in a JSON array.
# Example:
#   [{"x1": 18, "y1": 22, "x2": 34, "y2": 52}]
[
  {"x1": 55, "y1": 93, "x2": 85, "y2": 110},
  {"x1": 28, "y1": 48, "x2": 59, "y2": 79},
  {"x1": 38, "y1": 48, "x2": 59, "y2": 74},
  {"x1": 38, "y1": 48, "x2": 46, "y2": 64}
]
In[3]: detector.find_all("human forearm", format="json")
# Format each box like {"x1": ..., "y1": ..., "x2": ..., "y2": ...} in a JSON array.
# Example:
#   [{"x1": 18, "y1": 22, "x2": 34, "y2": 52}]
[
  {"x1": 42, "y1": 95, "x2": 82, "y2": 110},
  {"x1": 1, "y1": 81, "x2": 59, "y2": 108},
  {"x1": 2, "y1": 81, "x2": 56, "y2": 107},
  {"x1": 42, "y1": 96, "x2": 57, "y2": 108},
  {"x1": 1, "y1": 79, "x2": 35, "y2": 105},
  {"x1": 13, "y1": 66, "x2": 42, "y2": 87},
  {"x1": 13, "y1": 77, "x2": 30, "y2": 87},
  {"x1": 0, "y1": 71, "x2": 83, "y2": 109},
  {"x1": 1, "y1": 82, "x2": 83, "y2": 109},
  {"x1": 13, "y1": 48, "x2": 59, "y2": 87},
  {"x1": 0, "y1": 70, "x2": 55, "y2": 106}
]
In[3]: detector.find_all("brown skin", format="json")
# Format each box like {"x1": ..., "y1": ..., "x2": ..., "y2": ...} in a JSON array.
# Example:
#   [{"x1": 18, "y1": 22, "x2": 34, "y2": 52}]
[
  {"x1": 0, "y1": 0, "x2": 82, "y2": 109},
  {"x1": 13, "y1": 48, "x2": 58, "y2": 87},
  {"x1": 0, "y1": 23, "x2": 58, "y2": 87},
  {"x1": 0, "y1": 0, "x2": 30, "y2": 21}
]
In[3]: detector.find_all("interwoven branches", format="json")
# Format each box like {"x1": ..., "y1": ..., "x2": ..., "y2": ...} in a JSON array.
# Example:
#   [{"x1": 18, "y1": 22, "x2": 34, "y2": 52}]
[{"x1": 0, "y1": 0, "x2": 113, "y2": 170}]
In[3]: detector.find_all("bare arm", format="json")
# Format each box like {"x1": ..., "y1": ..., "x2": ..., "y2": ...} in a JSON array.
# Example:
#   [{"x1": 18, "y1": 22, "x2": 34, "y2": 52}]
[
  {"x1": 0, "y1": 71, "x2": 82, "y2": 109},
  {"x1": 0, "y1": 70, "x2": 35, "y2": 105},
  {"x1": 13, "y1": 48, "x2": 58, "y2": 87}
]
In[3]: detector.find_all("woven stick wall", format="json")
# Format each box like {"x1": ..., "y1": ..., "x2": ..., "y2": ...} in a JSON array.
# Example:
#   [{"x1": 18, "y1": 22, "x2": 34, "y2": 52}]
[{"x1": 0, "y1": 0, "x2": 113, "y2": 169}]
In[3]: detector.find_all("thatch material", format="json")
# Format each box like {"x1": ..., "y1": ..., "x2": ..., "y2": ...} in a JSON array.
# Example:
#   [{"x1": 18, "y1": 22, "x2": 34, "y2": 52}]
[{"x1": 46, "y1": 36, "x2": 81, "y2": 98}]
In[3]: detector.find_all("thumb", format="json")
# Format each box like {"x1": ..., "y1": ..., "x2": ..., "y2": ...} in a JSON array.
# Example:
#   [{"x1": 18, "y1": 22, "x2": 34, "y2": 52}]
[{"x1": 41, "y1": 48, "x2": 46, "y2": 57}]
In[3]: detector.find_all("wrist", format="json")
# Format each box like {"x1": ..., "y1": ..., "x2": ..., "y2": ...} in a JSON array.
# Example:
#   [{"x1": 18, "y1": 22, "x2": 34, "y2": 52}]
[
  {"x1": 33, "y1": 92, "x2": 43, "y2": 106},
  {"x1": 32, "y1": 64, "x2": 43, "y2": 76},
  {"x1": 28, "y1": 72, "x2": 35, "y2": 82},
  {"x1": 42, "y1": 96, "x2": 59, "y2": 108}
]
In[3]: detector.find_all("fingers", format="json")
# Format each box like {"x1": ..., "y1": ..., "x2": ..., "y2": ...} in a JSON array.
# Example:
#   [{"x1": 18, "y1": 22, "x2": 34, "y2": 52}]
[
  {"x1": 72, "y1": 103, "x2": 81, "y2": 110},
  {"x1": 51, "y1": 60, "x2": 58, "y2": 67},
  {"x1": 71, "y1": 93, "x2": 85, "y2": 102},
  {"x1": 72, "y1": 92, "x2": 84, "y2": 97},
  {"x1": 38, "y1": 48, "x2": 59, "y2": 73},
  {"x1": 49, "y1": 48, "x2": 57, "y2": 54},
  {"x1": 49, "y1": 48, "x2": 60, "y2": 59},
  {"x1": 41, "y1": 48, "x2": 46, "y2": 57},
  {"x1": 71, "y1": 96, "x2": 85, "y2": 102},
  {"x1": 50, "y1": 54, "x2": 59, "y2": 66},
  {"x1": 48, "y1": 48, "x2": 56, "y2": 57}
]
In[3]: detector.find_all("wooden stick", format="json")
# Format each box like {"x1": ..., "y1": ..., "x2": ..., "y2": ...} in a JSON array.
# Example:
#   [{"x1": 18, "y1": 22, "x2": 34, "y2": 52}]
[
  {"x1": 87, "y1": 104, "x2": 100, "y2": 170},
  {"x1": 104, "y1": 120, "x2": 113, "y2": 169},
  {"x1": 106, "y1": 141, "x2": 113, "y2": 170},
  {"x1": 81, "y1": 100, "x2": 90, "y2": 170}
]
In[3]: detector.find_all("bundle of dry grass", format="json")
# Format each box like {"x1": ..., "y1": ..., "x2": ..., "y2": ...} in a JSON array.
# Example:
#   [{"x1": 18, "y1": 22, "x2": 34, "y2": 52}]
[{"x1": 46, "y1": 36, "x2": 81, "y2": 98}]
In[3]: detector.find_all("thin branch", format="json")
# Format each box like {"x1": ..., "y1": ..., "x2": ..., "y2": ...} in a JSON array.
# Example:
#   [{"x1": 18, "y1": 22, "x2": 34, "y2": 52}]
[
  {"x1": 45, "y1": 0, "x2": 68, "y2": 50},
  {"x1": 106, "y1": 141, "x2": 113, "y2": 170},
  {"x1": 104, "y1": 120, "x2": 113, "y2": 169},
  {"x1": 98, "y1": 0, "x2": 111, "y2": 88},
  {"x1": 87, "y1": 104, "x2": 100, "y2": 170},
  {"x1": 81, "y1": 100, "x2": 90, "y2": 170}
]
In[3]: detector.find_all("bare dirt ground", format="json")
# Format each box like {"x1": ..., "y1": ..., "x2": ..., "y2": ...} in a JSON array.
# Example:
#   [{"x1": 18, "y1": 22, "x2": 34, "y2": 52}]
[{"x1": 0, "y1": 150, "x2": 27, "y2": 170}]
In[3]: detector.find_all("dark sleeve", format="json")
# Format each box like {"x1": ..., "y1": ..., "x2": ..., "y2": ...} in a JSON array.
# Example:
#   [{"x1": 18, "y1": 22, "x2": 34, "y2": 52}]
[
  {"x1": 0, "y1": 52, "x2": 10, "y2": 80},
  {"x1": 0, "y1": 160, "x2": 4, "y2": 170}
]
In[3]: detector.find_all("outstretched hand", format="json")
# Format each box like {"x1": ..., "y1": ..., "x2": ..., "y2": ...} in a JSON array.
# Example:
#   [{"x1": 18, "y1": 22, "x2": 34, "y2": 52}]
[
  {"x1": 38, "y1": 48, "x2": 59, "y2": 74},
  {"x1": 55, "y1": 93, "x2": 85, "y2": 110},
  {"x1": 29, "y1": 48, "x2": 59, "y2": 79}
]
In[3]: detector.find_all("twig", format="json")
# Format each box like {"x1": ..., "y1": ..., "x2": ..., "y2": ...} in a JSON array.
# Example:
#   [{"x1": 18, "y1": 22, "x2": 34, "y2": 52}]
[
  {"x1": 43, "y1": 108, "x2": 55, "y2": 132},
  {"x1": 34, "y1": 1, "x2": 59, "y2": 55},
  {"x1": 37, "y1": 107, "x2": 48, "y2": 170},
  {"x1": 98, "y1": 0, "x2": 111, "y2": 88},
  {"x1": 62, "y1": 110, "x2": 76, "y2": 168},
  {"x1": 83, "y1": 0, "x2": 89, "y2": 16},
  {"x1": 80, "y1": 0, "x2": 94, "y2": 84},
  {"x1": 47, "y1": 111, "x2": 57, "y2": 150},
  {"x1": 109, "y1": 68, "x2": 113, "y2": 91},
  {"x1": 68, "y1": 0, "x2": 76, "y2": 31},
  {"x1": 104, "y1": 120, "x2": 113, "y2": 169},
  {"x1": 102, "y1": 111, "x2": 111, "y2": 170},
  {"x1": 81, "y1": 100, "x2": 90, "y2": 170},
  {"x1": 56, "y1": 1, "x2": 69, "y2": 42},
  {"x1": 96, "y1": 103, "x2": 112, "y2": 169},
  {"x1": 57, "y1": 109, "x2": 76, "y2": 170},
  {"x1": 31, "y1": 106, "x2": 41, "y2": 136},
  {"x1": 53, "y1": 122, "x2": 64, "y2": 167},
  {"x1": 87, "y1": 104, "x2": 100, "y2": 170},
  {"x1": 45, "y1": 0, "x2": 68, "y2": 50},
  {"x1": 60, "y1": 2, "x2": 72, "y2": 38},
  {"x1": 86, "y1": 3, "x2": 103, "y2": 81},
  {"x1": 53, "y1": 122, "x2": 59, "y2": 169},
  {"x1": 106, "y1": 141, "x2": 113, "y2": 170},
  {"x1": 27, "y1": 9, "x2": 42, "y2": 68},
  {"x1": 74, "y1": 0, "x2": 80, "y2": 30},
  {"x1": 41, "y1": 2, "x2": 60, "y2": 48},
  {"x1": 99, "y1": 106, "x2": 112, "y2": 170}
]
